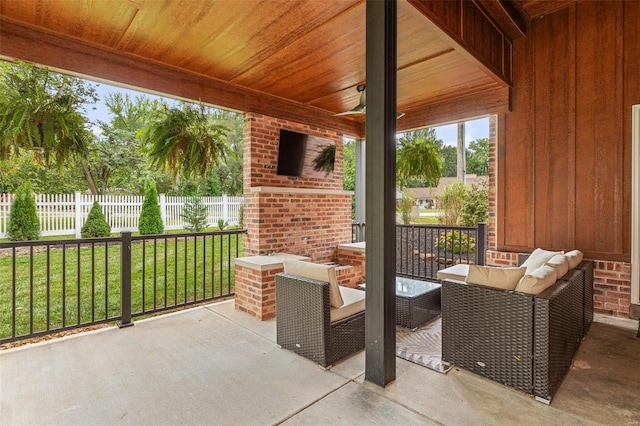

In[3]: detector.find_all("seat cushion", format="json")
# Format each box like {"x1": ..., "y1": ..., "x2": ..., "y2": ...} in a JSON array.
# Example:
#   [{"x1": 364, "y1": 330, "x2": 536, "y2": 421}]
[
  {"x1": 465, "y1": 265, "x2": 526, "y2": 290},
  {"x1": 515, "y1": 265, "x2": 558, "y2": 294},
  {"x1": 283, "y1": 260, "x2": 343, "y2": 308},
  {"x1": 330, "y1": 286, "x2": 365, "y2": 322},
  {"x1": 545, "y1": 254, "x2": 569, "y2": 278},
  {"x1": 565, "y1": 249, "x2": 584, "y2": 269},
  {"x1": 436, "y1": 264, "x2": 469, "y2": 281},
  {"x1": 521, "y1": 248, "x2": 563, "y2": 274}
]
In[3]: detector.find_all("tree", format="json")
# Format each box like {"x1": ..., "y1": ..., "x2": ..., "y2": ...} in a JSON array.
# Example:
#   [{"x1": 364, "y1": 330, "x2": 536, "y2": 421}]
[
  {"x1": 0, "y1": 61, "x2": 99, "y2": 194},
  {"x1": 437, "y1": 181, "x2": 467, "y2": 225},
  {"x1": 138, "y1": 182, "x2": 164, "y2": 235},
  {"x1": 461, "y1": 183, "x2": 489, "y2": 226},
  {"x1": 436, "y1": 144, "x2": 457, "y2": 177},
  {"x1": 0, "y1": 151, "x2": 85, "y2": 194},
  {"x1": 212, "y1": 110, "x2": 244, "y2": 196},
  {"x1": 8, "y1": 182, "x2": 40, "y2": 241},
  {"x1": 181, "y1": 194, "x2": 208, "y2": 232},
  {"x1": 396, "y1": 128, "x2": 443, "y2": 188},
  {"x1": 466, "y1": 138, "x2": 489, "y2": 176},
  {"x1": 397, "y1": 190, "x2": 416, "y2": 224},
  {"x1": 90, "y1": 93, "x2": 162, "y2": 194},
  {"x1": 141, "y1": 102, "x2": 229, "y2": 182},
  {"x1": 81, "y1": 201, "x2": 111, "y2": 238},
  {"x1": 342, "y1": 139, "x2": 356, "y2": 218}
]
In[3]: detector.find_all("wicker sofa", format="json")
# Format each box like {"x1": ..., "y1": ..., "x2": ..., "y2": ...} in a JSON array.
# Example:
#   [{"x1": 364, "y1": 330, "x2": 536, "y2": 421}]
[
  {"x1": 275, "y1": 260, "x2": 365, "y2": 368},
  {"x1": 439, "y1": 252, "x2": 594, "y2": 403}
]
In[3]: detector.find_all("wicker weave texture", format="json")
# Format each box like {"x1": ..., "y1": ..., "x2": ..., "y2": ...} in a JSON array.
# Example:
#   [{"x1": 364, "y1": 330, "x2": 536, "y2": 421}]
[
  {"x1": 396, "y1": 287, "x2": 441, "y2": 329},
  {"x1": 534, "y1": 272, "x2": 584, "y2": 400},
  {"x1": 275, "y1": 273, "x2": 364, "y2": 367},
  {"x1": 442, "y1": 281, "x2": 534, "y2": 394},
  {"x1": 578, "y1": 261, "x2": 594, "y2": 334},
  {"x1": 441, "y1": 260, "x2": 594, "y2": 401}
]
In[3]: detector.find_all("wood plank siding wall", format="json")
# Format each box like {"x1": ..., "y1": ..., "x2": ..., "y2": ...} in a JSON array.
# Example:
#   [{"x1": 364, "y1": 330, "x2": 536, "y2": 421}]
[{"x1": 498, "y1": 1, "x2": 640, "y2": 262}]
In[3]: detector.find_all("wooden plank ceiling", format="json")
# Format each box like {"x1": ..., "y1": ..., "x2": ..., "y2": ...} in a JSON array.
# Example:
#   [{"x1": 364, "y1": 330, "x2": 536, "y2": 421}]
[{"x1": 0, "y1": 0, "x2": 576, "y2": 137}]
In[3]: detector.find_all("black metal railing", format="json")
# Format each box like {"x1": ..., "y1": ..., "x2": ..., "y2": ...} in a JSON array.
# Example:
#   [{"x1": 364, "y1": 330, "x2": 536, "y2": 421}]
[
  {"x1": 0, "y1": 229, "x2": 246, "y2": 344},
  {"x1": 351, "y1": 222, "x2": 487, "y2": 281}
]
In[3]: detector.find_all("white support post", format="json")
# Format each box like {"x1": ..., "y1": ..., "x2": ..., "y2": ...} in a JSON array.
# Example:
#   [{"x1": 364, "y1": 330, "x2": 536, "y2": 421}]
[
  {"x1": 222, "y1": 195, "x2": 229, "y2": 224},
  {"x1": 74, "y1": 191, "x2": 82, "y2": 239},
  {"x1": 159, "y1": 193, "x2": 167, "y2": 228},
  {"x1": 631, "y1": 105, "x2": 640, "y2": 314}
]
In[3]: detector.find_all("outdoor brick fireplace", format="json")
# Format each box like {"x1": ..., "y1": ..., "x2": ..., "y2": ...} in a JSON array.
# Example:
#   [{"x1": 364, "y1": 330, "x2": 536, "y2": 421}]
[{"x1": 235, "y1": 113, "x2": 354, "y2": 318}]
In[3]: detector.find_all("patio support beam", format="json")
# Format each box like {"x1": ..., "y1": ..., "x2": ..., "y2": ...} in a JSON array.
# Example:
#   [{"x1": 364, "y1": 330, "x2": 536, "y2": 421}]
[
  {"x1": 364, "y1": 0, "x2": 397, "y2": 387},
  {"x1": 0, "y1": 18, "x2": 363, "y2": 138},
  {"x1": 355, "y1": 139, "x2": 366, "y2": 227}
]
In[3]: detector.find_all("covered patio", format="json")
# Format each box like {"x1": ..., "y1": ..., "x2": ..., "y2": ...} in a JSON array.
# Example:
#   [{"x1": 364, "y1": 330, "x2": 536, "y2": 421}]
[
  {"x1": 1, "y1": 299, "x2": 639, "y2": 424},
  {"x1": 1, "y1": 0, "x2": 639, "y2": 419}
]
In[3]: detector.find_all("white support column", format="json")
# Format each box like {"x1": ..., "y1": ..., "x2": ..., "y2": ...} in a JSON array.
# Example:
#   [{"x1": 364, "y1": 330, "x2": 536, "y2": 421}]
[
  {"x1": 355, "y1": 138, "x2": 366, "y2": 226},
  {"x1": 222, "y1": 194, "x2": 229, "y2": 224},
  {"x1": 74, "y1": 191, "x2": 82, "y2": 239},
  {"x1": 631, "y1": 105, "x2": 640, "y2": 316},
  {"x1": 159, "y1": 193, "x2": 167, "y2": 228}
]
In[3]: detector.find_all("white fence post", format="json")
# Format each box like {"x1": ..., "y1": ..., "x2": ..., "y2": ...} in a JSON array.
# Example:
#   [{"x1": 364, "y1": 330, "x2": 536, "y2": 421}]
[
  {"x1": 74, "y1": 191, "x2": 83, "y2": 238},
  {"x1": 159, "y1": 193, "x2": 167, "y2": 229},
  {"x1": 222, "y1": 195, "x2": 229, "y2": 224}
]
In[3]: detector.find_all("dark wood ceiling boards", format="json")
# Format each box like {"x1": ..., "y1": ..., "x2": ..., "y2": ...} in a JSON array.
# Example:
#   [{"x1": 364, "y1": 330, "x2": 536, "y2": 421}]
[{"x1": 0, "y1": 0, "x2": 532, "y2": 137}]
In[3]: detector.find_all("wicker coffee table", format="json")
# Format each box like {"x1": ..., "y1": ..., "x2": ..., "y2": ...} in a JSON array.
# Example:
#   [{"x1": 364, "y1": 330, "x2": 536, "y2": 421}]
[{"x1": 358, "y1": 277, "x2": 441, "y2": 329}]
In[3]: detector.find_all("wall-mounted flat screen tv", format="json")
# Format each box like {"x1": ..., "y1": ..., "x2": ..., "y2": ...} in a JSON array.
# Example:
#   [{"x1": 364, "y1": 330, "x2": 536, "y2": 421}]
[{"x1": 277, "y1": 129, "x2": 335, "y2": 179}]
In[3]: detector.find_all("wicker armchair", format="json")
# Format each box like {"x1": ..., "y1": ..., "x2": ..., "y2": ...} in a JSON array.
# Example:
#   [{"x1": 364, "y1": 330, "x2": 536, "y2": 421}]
[
  {"x1": 441, "y1": 260, "x2": 593, "y2": 403},
  {"x1": 275, "y1": 272, "x2": 365, "y2": 368}
]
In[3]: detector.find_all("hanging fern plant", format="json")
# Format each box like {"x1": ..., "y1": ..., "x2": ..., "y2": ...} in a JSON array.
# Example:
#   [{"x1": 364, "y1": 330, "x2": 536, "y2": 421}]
[{"x1": 312, "y1": 144, "x2": 335, "y2": 175}]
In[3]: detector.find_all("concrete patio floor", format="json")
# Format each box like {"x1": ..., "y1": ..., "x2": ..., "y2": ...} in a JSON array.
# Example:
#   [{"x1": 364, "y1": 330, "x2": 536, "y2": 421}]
[{"x1": 1, "y1": 300, "x2": 639, "y2": 425}]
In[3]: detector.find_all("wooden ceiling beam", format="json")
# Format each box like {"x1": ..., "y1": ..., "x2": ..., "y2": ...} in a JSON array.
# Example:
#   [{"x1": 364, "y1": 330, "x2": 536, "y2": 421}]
[
  {"x1": 395, "y1": 86, "x2": 511, "y2": 133},
  {"x1": 0, "y1": 17, "x2": 364, "y2": 138},
  {"x1": 476, "y1": 0, "x2": 527, "y2": 39},
  {"x1": 407, "y1": 0, "x2": 514, "y2": 86}
]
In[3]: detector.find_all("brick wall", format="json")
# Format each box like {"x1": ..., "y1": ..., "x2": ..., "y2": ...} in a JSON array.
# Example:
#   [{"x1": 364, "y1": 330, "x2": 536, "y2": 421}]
[
  {"x1": 234, "y1": 264, "x2": 280, "y2": 320},
  {"x1": 243, "y1": 113, "x2": 352, "y2": 263},
  {"x1": 337, "y1": 249, "x2": 366, "y2": 288},
  {"x1": 593, "y1": 261, "x2": 632, "y2": 318},
  {"x1": 488, "y1": 115, "x2": 498, "y2": 254}
]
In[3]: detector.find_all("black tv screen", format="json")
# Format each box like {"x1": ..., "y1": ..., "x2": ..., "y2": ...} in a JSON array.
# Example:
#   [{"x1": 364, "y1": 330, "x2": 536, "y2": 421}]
[{"x1": 277, "y1": 129, "x2": 335, "y2": 179}]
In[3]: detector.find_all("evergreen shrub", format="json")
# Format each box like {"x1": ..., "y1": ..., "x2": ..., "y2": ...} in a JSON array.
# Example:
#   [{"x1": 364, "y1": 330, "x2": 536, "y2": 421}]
[
  {"x1": 181, "y1": 194, "x2": 208, "y2": 232},
  {"x1": 138, "y1": 182, "x2": 164, "y2": 235},
  {"x1": 81, "y1": 201, "x2": 111, "y2": 238},
  {"x1": 8, "y1": 182, "x2": 40, "y2": 241}
]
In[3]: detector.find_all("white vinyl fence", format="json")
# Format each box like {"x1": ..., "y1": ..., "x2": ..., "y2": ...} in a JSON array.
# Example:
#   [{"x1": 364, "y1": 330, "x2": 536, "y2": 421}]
[{"x1": 0, "y1": 192, "x2": 243, "y2": 238}]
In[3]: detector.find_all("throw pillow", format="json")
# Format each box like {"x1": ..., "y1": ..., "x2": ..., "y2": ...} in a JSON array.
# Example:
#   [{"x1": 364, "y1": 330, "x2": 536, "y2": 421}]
[
  {"x1": 283, "y1": 259, "x2": 344, "y2": 308},
  {"x1": 521, "y1": 248, "x2": 562, "y2": 274},
  {"x1": 545, "y1": 254, "x2": 569, "y2": 278},
  {"x1": 564, "y1": 250, "x2": 584, "y2": 269},
  {"x1": 465, "y1": 265, "x2": 527, "y2": 290},
  {"x1": 515, "y1": 265, "x2": 558, "y2": 294}
]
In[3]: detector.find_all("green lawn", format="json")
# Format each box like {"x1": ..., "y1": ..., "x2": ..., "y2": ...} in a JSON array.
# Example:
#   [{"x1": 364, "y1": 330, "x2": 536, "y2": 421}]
[
  {"x1": 412, "y1": 215, "x2": 441, "y2": 224},
  {"x1": 0, "y1": 233, "x2": 244, "y2": 341}
]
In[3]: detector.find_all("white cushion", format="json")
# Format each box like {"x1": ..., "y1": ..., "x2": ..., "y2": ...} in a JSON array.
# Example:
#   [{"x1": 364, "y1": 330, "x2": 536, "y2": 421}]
[
  {"x1": 515, "y1": 265, "x2": 558, "y2": 294},
  {"x1": 436, "y1": 264, "x2": 469, "y2": 281},
  {"x1": 521, "y1": 248, "x2": 563, "y2": 274},
  {"x1": 330, "y1": 286, "x2": 365, "y2": 322},
  {"x1": 545, "y1": 254, "x2": 569, "y2": 278},
  {"x1": 465, "y1": 265, "x2": 526, "y2": 290},
  {"x1": 283, "y1": 260, "x2": 343, "y2": 308},
  {"x1": 565, "y1": 250, "x2": 584, "y2": 269}
]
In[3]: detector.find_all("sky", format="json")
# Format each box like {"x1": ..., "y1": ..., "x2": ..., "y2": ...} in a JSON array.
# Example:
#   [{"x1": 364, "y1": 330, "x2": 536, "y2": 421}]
[{"x1": 86, "y1": 81, "x2": 489, "y2": 145}]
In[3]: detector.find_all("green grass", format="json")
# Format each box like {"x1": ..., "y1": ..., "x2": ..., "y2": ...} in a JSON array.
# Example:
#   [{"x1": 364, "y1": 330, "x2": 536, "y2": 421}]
[
  {"x1": 412, "y1": 215, "x2": 441, "y2": 224},
  {"x1": 0, "y1": 233, "x2": 244, "y2": 340}
]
